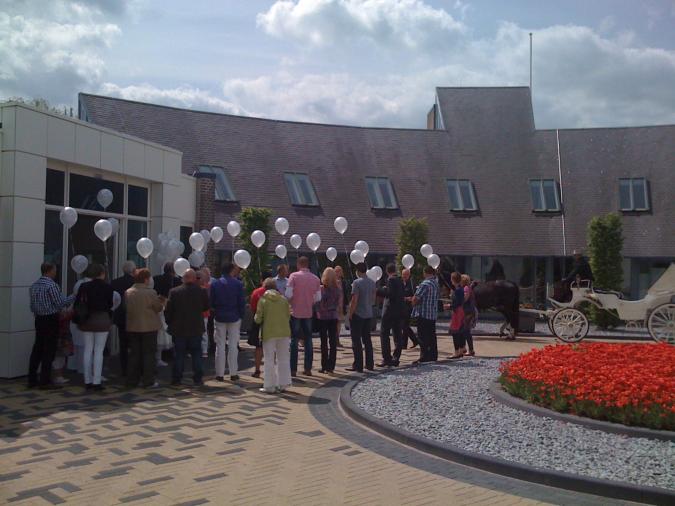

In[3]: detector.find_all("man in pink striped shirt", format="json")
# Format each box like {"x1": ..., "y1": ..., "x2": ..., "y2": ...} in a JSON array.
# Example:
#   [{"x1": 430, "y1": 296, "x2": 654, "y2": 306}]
[{"x1": 285, "y1": 257, "x2": 321, "y2": 376}]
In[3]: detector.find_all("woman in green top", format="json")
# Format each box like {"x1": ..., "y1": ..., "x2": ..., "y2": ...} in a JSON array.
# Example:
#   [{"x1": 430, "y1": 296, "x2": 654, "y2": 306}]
[{"x1": 254, "y1": 278, "x2": 292, "y2": 393}]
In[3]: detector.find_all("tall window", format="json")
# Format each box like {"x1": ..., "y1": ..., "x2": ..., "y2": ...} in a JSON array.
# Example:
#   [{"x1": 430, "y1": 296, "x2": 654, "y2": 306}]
[
  {"x1": 365, "y1": 177, "x2": 398, "y2": 209},
  {"x1": 447, "y1": 180, "x2": 478, "y2": 211},
  {"x1": 196, "y1": 165, "x2": 236, "y2": 202},
  {"x1": 529, "y1": 179, "x2": 561, "y2": 212},
  {"x1": 619, "y1": 178, "x2": 650, "y2": 211},
  {"x1": 284, "y1": 173, "x2": 319, "y2": 206}
]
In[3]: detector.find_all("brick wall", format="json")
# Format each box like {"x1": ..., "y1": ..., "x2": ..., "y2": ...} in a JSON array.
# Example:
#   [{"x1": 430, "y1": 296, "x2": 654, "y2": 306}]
[{"x1": 194, "y1": 173, "x2": 217, "y2": 272}]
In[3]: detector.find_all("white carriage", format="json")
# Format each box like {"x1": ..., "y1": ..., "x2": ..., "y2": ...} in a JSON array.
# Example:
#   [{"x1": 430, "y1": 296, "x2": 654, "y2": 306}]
[{"x1": 544, "y1": 263, "x2": 675, "y2": 344}]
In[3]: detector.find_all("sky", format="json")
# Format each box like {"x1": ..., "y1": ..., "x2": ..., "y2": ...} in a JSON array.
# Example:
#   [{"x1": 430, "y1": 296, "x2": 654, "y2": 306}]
[{"x1": 1, "y1": 0, "x2": 674, "y2": 129}]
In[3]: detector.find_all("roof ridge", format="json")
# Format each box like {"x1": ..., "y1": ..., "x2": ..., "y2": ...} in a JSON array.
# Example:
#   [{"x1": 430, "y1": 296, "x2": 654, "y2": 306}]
[
  {"x1": 551, "y1": 124, "x2": 675, "y2": 131},
  {"x1": 78, "y1": 92, "x2": 447, "y2": 133},
  {"x1": 435, "y1": 86, "x2": 530, "y2": 90}
]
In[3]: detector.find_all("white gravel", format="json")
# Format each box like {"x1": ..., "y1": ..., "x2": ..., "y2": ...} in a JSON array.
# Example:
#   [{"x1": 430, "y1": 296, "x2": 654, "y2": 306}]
[{"x1": 351, "y1": 359, "x2": 675, "y2": 491}]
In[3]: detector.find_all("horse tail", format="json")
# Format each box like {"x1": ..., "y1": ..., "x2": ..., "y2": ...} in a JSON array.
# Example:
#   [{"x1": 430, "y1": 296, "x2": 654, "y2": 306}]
[{"x1": 511, "y1": 283, "x2": 520, "y2": 332}]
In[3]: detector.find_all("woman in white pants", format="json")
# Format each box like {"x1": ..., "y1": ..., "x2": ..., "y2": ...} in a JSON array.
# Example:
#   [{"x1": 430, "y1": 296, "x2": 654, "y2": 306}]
[
  {"x1": 74, "y1": 264, "x2": 114, "y2": 391},
  {"x1": 254, "y1": 278, "x2": 292, "y2": 393},
  {"x1": 68, "y1": 275, "x2": 92, "y2": 374}
]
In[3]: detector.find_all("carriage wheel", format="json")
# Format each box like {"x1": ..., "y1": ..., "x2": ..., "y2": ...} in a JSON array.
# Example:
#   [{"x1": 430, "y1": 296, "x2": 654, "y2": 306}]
[
  {"x1": 551, "y1": 308, "x2": 589, "y2": 343},
  {"x1": 647, "y1": 304, "x2": 675, "y2": 344}
]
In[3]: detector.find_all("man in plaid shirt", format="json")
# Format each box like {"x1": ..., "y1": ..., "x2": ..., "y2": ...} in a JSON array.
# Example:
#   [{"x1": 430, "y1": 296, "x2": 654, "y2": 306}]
[
  {"x1": 411, "y1": 266, "x2": 439, "y2": 363},
  {"x1": 28, "y1": 263, "x2": 75, "y2": 388}
]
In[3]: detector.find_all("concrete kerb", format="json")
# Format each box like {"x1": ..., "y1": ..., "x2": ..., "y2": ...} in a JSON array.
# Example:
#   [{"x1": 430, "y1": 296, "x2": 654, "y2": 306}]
[
  {"x1": 489, "y1": 380, "x2": 675, "y2": 443},
  {"x1": 339, "y1": 373, "x2": 675, "y2": 506}
]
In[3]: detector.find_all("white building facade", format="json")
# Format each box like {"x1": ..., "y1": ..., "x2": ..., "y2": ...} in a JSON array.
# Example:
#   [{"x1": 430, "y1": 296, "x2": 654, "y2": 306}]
[{"x1": 0, "y1": 103, "x2": 195, "y2": 378}]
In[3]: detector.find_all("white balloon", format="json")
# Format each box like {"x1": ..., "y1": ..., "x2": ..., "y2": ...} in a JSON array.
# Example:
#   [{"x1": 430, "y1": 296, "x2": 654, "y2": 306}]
[
  {"x1": 174, "y1": 257, "x2": 190, "y2": 277},
  {"x1": 350, "y1": 249, "x2": 365, "y2": 265},
  {"x1": 234, "y1": 249, "x2": 251, "y2": 269},
  {"x1": 372, "y1": 265, "x2": 383, "y2": 281},
  {"x1": 59, "y1": 207, "x2": 78, "y2": 229},
  {"x1": 402, "y1": 254, "x2": 415, "y2": 270},
  {"x1": 189, "y1": 232, "x2": 205, "y2": 252},
  {"x1": 326, "y1": 247, "x2": 338, "y2": 262},
  {"x1": 420, "y1": 244, "x2": 433, "y2": 258},
  {"x1": 275, "y1": 217, "x2": 289, "y2": 236},
  {"x1": 275, "y1": 244, "x2": 287, "y2": 259},
  {"x1": 306, "y1": 232, "x2": 321, "y2": 252},
  {"x1": 290, "y1": 234, "x2": 302, "y2": 249},
  {"x1": 210, "y1": 226, "x2": 224, "y2": 243},
  {"x1": 427, "y1": 253, "x2": 440, "y2": 269},
  {"x1": 333, "y1": 216, "x2": 348, "y2": 235},
  {"x1": 200, "y1": 229, "x2": 211, "y2": 245},
  {"x1": 366, "y1": 268, "x2": 378, "y2": 282},
  {"x1": 354, "y1": 240, "x2": 369, "y2": 256},
  {"x1": 136, "y1": 237, "x2": 154, "y2": 259},
  {"x1": 251, "y1": 230, "x2": 266, "y2": 249},
  {"x1": 107, "y1": 217, "x2": 119, "y2": 236},
  {"x1": 189, "y1": 250, "x2": 205, "y2": 268},
  {"x1": 177, "y1": 241, "x2": 185, "y2": 255},
  {"x1": 168, "y1": 238, "x2": 181, "y2": 256},
  {"x1": 97, "y1": 188, "x2": 113, "y2": 209},
  {"x1": 70, "y1": 255, "x2": 88, "y2": 274},
  {"x1": 94, "y1": 219, "x2": 112, "y2": 242},
  {"x1": 227, "y1": 220, "x2": 241, "y2": 237}
]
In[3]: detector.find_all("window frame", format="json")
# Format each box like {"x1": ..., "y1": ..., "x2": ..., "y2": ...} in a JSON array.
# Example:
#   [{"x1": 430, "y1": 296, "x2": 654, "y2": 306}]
[
  {"x1": 618, "y1": 177, "x2": 650, "y2": 212},
  {"x1": 365, "y1": 176, "x2": 399, "y2": 210},
  {"x1": 446, "y1": 179, "x2": 478, "y2": 211},
  {"x1": 283, "y1": 172, "x2": 320, "y2": 206},
  {"x1": 529, "y1": 178, "x2": 561, "y2": 212}
]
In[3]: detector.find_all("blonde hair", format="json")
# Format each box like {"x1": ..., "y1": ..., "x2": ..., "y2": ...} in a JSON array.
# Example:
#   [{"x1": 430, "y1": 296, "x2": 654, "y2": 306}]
[
  {"x1": 461, "y1": 274, "x2": 471, "y2": 286},
  {"x1": 321, "y1": 267, "x2": 338, "y2": 288},
  {"x1": 263, "y1": 277, "x2": 277, "y2": 290}
]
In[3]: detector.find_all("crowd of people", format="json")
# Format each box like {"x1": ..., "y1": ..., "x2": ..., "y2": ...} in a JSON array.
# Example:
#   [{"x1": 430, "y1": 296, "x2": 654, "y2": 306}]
[{"x1": 27, "y1": 257, "x2": 477, "y2": 392}]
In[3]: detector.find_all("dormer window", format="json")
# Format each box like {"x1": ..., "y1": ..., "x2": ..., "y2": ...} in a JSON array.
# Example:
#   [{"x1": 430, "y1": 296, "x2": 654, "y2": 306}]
[
  {"x1": 619, "y1": 178, "x2": 650, "y2": 212},
  {"x1": 529, "y1": 179, "x2": 561, "y2": 212},
  {"x1": 447, "y1": 179, "x2": 478, "y2": 211},
  {"x1": 196, "y1": 165, "x2": 236, "y2": 202},
  {"x1": 284, "y1": 172, "x2": 319, "y2": 206},
  {"x1": 365, "y1": 177, "x2": 398, "y2": 209}
]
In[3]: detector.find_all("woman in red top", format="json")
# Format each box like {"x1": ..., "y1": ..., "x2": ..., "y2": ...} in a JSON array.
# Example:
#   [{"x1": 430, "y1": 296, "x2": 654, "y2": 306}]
[{"x1": 248, "y1": 271, "x2": 271, "y2": 378}]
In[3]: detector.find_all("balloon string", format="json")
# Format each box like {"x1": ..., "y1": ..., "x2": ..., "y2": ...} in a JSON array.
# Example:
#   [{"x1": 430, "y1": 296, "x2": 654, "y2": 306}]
[
  {"x1": 340, "y1": 234, "x2": 353, "y2": 283},
  {"x1": 257, "y1": 247, "x2": 262, "y2": 284},
  {"x1": 283, "y1": 236, "x2": 288, "y2": 267}
]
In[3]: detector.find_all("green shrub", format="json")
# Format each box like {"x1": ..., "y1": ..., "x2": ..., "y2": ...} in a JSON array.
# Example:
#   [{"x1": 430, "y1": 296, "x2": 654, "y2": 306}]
[
  {"x1": 396, "y1": 217, "x2": 429, "y2": 280},
  {"x1": 238, "y1": 207, "x2": 272, "y2": 295}
]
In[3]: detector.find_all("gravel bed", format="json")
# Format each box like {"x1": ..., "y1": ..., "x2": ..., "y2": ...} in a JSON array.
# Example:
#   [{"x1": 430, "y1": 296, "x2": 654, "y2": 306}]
[{"x1": 351, "y1": 359, "x2": 674, "y2": 490}]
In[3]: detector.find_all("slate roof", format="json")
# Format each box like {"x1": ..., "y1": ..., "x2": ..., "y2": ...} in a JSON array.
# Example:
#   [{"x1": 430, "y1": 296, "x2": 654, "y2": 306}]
[{"x1": 78, "y1": 88, "x2": 675, "y2": 258}]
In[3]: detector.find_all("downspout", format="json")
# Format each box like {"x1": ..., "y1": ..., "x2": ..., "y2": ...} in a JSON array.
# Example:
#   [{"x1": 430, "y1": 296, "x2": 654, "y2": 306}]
[{"x1": 556, "y1": 129, "x2": 567, "y2": 257}]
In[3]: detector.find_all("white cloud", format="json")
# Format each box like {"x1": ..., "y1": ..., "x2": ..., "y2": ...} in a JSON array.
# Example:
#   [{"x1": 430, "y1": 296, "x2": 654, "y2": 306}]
[
  {"x1": 256, "y1": 0, "x2": 465, "y2": 52},
  {"x1": 99, "y1": 82, "x2": 250, "y2": 116},
  {"x1": 0, "y1": 1, "x2": 121, "y2": 106}
]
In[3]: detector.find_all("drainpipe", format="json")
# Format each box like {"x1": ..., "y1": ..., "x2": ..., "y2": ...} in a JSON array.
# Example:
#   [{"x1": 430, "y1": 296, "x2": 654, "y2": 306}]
[{"x1": 556, "y1": 129, "x2": 567, "y2": 257}]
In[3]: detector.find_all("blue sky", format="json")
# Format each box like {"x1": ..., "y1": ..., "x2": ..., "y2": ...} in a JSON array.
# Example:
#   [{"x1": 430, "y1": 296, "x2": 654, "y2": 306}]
[{"x1": 1, "y1": 0, "x2": 674, "y2": 128}]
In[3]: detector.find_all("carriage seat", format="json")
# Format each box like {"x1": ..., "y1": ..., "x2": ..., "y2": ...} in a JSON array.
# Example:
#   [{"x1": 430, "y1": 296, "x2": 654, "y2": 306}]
[{"x1": 593, "y1": 289, "x2": 624, "y2": 299}]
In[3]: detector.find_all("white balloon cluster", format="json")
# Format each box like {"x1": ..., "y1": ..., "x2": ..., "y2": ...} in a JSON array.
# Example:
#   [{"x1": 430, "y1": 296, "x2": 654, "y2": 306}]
[{"x1": 156, "y1": 230, "x2": 185, "y2": 266}]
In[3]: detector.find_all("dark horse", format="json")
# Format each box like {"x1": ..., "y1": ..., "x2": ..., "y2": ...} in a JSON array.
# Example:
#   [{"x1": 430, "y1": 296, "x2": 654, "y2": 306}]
[{"x1": 472, "y1": 280, "x2": 520, "y2": 339}]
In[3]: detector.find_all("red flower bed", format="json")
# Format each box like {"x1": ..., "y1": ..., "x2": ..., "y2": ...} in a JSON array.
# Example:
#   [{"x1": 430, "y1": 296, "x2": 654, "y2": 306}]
[{"x1": 499, "y1": 343, "x2": 675, "y2": 430}]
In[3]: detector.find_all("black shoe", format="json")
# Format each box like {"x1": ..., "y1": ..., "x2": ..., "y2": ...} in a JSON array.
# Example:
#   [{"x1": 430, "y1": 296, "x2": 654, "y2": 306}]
[
  {"x1": 85, "y1": 383, "x2": 94, "y2": 390},
  {"x1": 365, "y1": 367, "x2": 374, "y2": 372},
  {"x1": 171, "y1": 380, "x2": 181, "y2": 386},
  {"x1": 318, "y1": 369, "x2": 326, "y2": 374},
  {"x1": 391, "y1": 361, "x2": 400, "y2": 367},
  {"x1": 230, "y1": 375, "x2": 239, "y2": 382},
  {"x1": 193, "y1": 381, "x2": 204, "y2": 387},
  {"x1": 252, "y1": 370, "x2": 261, "y2": 378},
  {"x1": 376, "y1": 362, "x2": 391, "y2": 368},
  {"x1": 215, "y1": 376, "x2": 225, "y2": 382},
  {"x1": 92, "y1": 384, "x2": 105, "y2": 392},
  {"x1": 303, "y1": 370, "x2": 312, "y2": 377},
  {"x1": 346, "y1": 367, "x2": 363, "y2": 372}
]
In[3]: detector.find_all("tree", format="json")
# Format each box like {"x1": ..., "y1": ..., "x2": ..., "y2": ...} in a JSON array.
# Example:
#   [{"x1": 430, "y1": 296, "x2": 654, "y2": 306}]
[
  {"x1": 238, "y1": 207, "x2": 272, "y2": 295},
  {"x1": 587, "y1": 213, "x2": 624, "y2": 328},
  {"x1": 396, "y1": 217, "x2": 429, "y2": 280}
]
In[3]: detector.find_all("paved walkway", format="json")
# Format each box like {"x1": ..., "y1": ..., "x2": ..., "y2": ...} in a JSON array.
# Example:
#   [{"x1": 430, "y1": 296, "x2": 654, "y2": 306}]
[{"x1": 0, "y1": 335, "x2": 640, "y2": 505}]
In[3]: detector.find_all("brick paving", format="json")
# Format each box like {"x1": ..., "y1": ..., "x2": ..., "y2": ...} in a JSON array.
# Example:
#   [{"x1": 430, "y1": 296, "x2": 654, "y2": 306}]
[{"x1": 0, "y1": 334, "x2": 642, "y2": 505}]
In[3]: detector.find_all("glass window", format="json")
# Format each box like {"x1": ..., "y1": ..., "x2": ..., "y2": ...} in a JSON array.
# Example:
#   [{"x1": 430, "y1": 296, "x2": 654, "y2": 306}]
[
  {"x1": 127, "y1": 185, "x2": 148, "y2": 217},
  {"x1": 618, "y1": 178, "x2": 650, "y2": 211},
  {"x1": 284, "y1": 173, "x2": 319, "y2": 206},
  {"x1": 365, "y1": 177, "x2": 398, "y2": 209},
  {"x1": 529, "y1": 179, "x2": 560, "y2": 211},
  {"x1": 127, "y1": 220, "x2": 148, "y2": 269},
  {"x1": 66, "y1": 214, "x2": 116, "y2": 292},
  {"x1": 43, "y1": 210, "x2": 64, "y2": 286},
  {"x1": 447, "y1": 180, "x2": 478, "y2": 211},
  {"x1": 69, "y1": 173, "x2": 124, "y2": 214},
  {"x1": 180, "y1": 226, "x2": 193, "y2": 257},
  {"x1": 196, "y1": 165, "x2": 236, "y2": 201},
  {"x1": 46, "y1": 169, "x2": 65, "y2": 206}
]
